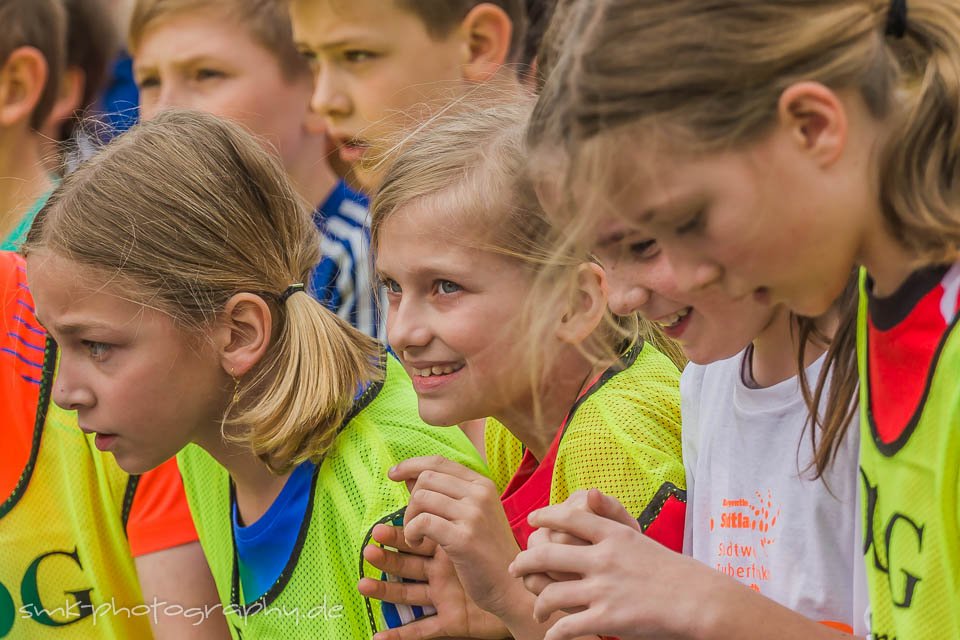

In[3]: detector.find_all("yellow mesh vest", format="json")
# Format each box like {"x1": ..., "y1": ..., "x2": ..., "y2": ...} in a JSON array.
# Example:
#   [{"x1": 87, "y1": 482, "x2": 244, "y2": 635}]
[
  {"x1": 486, "y1": 342, "x2": 685, "y2": 533},
  {"x1": 550, "y1": 342, "x2": 684, "y2": 516},
  {"x1": 857, "y1": 275, "x2": 960, "y2": 639},
  {"x1": 177, "y1": 355, "x2": 488, "y2": 639},
  {"x1": 484, "y1": 419, "x2": 524, "y2": 493},
  {"x1": 0, "y1": 339, "x2": 152, "y2": 640}
]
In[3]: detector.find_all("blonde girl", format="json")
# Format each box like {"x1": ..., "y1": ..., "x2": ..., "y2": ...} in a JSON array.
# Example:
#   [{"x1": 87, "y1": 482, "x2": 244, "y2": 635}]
[
  {"x1": 23, "y1": 108, "x2": 486, "y2": 638},
  {"x1": 352, "y1": 100, "x2": 685, "y2": 640},
  {"x1": 510, "y1": 1, "x2": 960, "y2": 639}
]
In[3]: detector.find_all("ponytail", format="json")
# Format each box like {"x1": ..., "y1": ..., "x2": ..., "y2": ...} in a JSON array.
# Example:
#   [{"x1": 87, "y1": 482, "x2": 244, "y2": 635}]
[
  {"x1": 878, "y1": 0, "x2": 960, "y2": 264},
  {"x1": 228, "y1": 294, "x2": 382, "y2": 475},
  {"x1": 23, "y1": 109, "x2": 384, "y2": 476}
]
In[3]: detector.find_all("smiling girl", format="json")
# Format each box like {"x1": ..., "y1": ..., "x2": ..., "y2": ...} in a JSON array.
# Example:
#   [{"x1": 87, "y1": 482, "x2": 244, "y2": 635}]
[
  {"x1": 354, "y1": 101, "x2": 685, "y2": 640},
  {"x1": 22, "y1": 108, "x2": 486, "y2": 638},
  {"x1": 510, "y1": 1, "x2": 960, "y2": 638}
]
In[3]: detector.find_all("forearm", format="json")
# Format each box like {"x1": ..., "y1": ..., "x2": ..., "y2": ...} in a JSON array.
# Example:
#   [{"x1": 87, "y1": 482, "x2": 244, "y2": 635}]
[{"x1": 679, "y1": 576, "x2": 860, "y2": 640}]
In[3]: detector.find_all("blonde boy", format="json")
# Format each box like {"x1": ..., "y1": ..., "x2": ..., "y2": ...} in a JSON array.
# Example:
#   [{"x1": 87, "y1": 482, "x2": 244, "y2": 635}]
[
  {"x1": 288, "y1": 0, "x2": 527, "y2": 192},
  {"x1": 129, "y1": 0, "x2": 383, "y2": 338}
]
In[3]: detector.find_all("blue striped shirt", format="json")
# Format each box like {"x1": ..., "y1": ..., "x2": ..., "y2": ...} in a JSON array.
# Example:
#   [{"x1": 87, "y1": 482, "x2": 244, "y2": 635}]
[{"x1": 310, "y1": 181, "x2": 384, "y2": 340}]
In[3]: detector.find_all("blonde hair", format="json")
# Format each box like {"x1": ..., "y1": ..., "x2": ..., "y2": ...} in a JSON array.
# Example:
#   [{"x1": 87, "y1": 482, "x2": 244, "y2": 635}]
[
  {"x1": 533, "y1": 0, "x2": 960, "y2": 265},
  {"x1": 24, "y1": 109, "x2": 380, "y2": 474},
  {"x1": 371, "y1": 100, "x2": 684, "y2": 372},
  {"x1": 129, "y1": 0, "x2": 309, "y2": 81},
  {"x1": 530, "y1": 0, "x2": 942, "y2": 472}
]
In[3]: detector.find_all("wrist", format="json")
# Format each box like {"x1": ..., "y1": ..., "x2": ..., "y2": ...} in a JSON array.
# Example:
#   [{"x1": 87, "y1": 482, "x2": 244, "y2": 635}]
[
  {"x1": 662, "y1": 556, "x2": 729, "y2": 640},
  {"x1": 495, "y1": 579, "x2": 546, "y2": 639}
]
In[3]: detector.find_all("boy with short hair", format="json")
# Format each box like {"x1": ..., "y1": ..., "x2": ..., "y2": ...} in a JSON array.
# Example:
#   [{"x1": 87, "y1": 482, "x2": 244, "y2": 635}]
[
  {"x1": 288, "y1": 0, "x2": 527, "y2": 192},
  {"x1": 129, "y1": 0, "x2": 383, "y2": 338},
  {"x1": 0, "y1": 0, "x2": 65, "y2": 249}
]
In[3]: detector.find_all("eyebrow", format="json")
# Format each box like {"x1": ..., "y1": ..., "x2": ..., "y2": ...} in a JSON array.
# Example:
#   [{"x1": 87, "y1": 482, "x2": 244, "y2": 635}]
[
  {"x1": 47, "y1": 321, "x2": 117, "y2": 337},
  {"x1": 375, "y1": 263, "x2": 472, "y2": 282},
  {"x1": 298, "y1": 30, "x2": 381, "y2": 52}
]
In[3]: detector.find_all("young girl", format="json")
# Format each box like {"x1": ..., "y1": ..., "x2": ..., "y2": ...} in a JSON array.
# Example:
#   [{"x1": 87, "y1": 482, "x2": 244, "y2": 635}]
[
  {"x1": 515, "y1": 145, "x2": 867, "y2": 635},
  {"x1": 353, "y1": 100, "x2": 686, "y2": 640},
  {"x1": 22, "y1": 108, "x2": 487, "y2": 639},
  {"x1": 510, "y1": 1, "x2": 960, "y2": 638},
  {"x1": 0, "y1": 248, "x2": 229, "y2": 640}
]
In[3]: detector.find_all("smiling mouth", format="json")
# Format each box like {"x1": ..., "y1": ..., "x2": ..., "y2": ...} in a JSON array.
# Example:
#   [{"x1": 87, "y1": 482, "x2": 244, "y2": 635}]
[
  {"x1": 411, "y1": 363, "x2": 465, "y2": 378},
  {"x1": 655, "y1": 307, "x2": 692, "y2": 329}
]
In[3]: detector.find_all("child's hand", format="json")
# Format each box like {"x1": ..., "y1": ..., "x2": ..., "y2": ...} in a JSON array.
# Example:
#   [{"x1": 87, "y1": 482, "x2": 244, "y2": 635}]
[
  {"x1": 359, "y1": 524, "x2": 510, "y2": 640},
  {"x1": 389, "y1": 456, "x2": 528, "y2": 623},
  {"x1": 509, "y1": 489, "x2": 699, "y2": 640},
  {"x1": 523, "y1": 489, "x2": 640, "y2": 596}
]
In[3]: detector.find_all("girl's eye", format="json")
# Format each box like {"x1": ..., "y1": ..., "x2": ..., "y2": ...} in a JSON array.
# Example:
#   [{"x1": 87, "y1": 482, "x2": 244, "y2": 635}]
[
  {"x1": 82, "y1": 341, "x2": 111, "y2": 361},
  {"x1": 675, "y1": 210, "x2": 705, "y2": 236},
  {"x1": 437, "y1": 280, "x2": 461, "y2": 295},
  {"x1": 382, "y1": 278, "x2": 402, "y2": 294},
  {"x1": 628, "y1": 239, "x2": 659, "y2": 260}
]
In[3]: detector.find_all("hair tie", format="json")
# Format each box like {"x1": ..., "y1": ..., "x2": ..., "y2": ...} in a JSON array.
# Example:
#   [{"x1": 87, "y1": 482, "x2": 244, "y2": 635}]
[
  {"x1": 279, "y1": 283, "x2": 305, "y2": 304},
  {"x1": 885, "y1": 0, "x2": 908, "y2": 38}
]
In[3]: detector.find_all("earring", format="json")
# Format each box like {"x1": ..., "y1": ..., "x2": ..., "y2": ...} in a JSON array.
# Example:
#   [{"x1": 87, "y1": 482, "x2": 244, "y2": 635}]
[{"x1": 231, "y1": 369, "x2": 240, "y2": 404}]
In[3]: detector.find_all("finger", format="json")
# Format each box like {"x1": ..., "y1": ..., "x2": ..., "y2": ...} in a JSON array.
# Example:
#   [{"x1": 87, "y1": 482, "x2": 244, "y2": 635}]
[
  {"x1": 546, "y1": 529, "x2": 591, "y2": 547},
  {"x1": 560, "y1": 489, "x2": 593, "y2": 511},
  {"x1": 404, "y1": 489, "x2": 466, "y2": 528},
  {"x1": 357, "y1": 577, "x2": 433, "y2": 607},
  {"x1": 533, "y1": 580, "x2": 589, "y2": 623},
  {"x1": 587, "y1": 488, "x2": 641, "y2": 531},
  {"x1": 372, "y1": 613, "x2": 446, "y2": 640},
  {"x1": 543, "y1": 609, "x2": 608, "y2": 640},
  {"x1": 404, "y1": 510, "x2": 460, "y2": 548},
  {"x1": 509, "y1": 544, "x2": 590, "y2": 579},
  {"x1": 521, "y1": 571, "x2": 555, "y2": 596},
  {"x1": 408, "y1": 469, "x2": 476, "y2": 502},
  {"x1": 371, "y1": 524, "x2": 437, "y2": 556},
  {"x1": 390, "y1": 456, "x2": 485, "y2": 484},
  {"x1": 526, "y1": 503, "x2": 630, "y2": 544},
  {"x1": 363, "y1": 545, "x2": 429, "y2": 581}
]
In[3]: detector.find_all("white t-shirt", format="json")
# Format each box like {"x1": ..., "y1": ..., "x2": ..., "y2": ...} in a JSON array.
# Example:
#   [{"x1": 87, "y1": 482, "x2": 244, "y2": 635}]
[{"x1": 681, "y1": 350, "x2": 869, "y2": 635}]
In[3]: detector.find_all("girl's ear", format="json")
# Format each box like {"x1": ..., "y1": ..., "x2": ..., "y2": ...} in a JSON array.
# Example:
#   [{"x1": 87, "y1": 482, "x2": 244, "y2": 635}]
[
  {"x1": 215, "y1": 293, "x2": 273, "y2": 377},
  {"x1": 777, "y1": 81, "x2": 848, "y2": 167},
  {"x1": 459, "y1": 3, "x2": 514, "y2": 82},
  {"x1": 556, "y1": 262, "x2": 609, "y2": 345}
]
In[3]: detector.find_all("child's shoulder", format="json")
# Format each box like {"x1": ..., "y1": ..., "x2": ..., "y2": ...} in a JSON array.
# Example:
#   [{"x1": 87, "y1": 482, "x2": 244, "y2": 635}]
[
  {"x1": 572, "y1": 342, "x2": 682, "y2": 425},
  {"x1": 318, "y1": 180, "x2": 370, "y2": 229}
]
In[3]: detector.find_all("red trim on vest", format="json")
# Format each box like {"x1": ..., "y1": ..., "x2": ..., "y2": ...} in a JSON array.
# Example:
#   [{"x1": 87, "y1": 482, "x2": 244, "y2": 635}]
[
  {"x1": 499, "y1": 367, "x2": 685, "y2": 553},
  {"x1": 868, "y1": 270, "x2": 960, "y2": 444}
]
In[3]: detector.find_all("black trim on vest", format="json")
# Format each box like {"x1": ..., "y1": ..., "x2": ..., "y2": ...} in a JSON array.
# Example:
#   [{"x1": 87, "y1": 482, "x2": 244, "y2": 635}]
[
  {"x1": 344, "y1": 349, "x2": 389, "y2": 427},
  {"x1": 867, "y1": 264, "x2": 950, "y2": 331},
  {"x1": 121, "y1": 475, "x2": 141, "y2": 533},
  {"x1": 223, "y1": 350, "x2": 389, "y2": 615},
  {"x1": 0, "y1": 336, "x2": 57, "y2": 519},
  {"x1": 228, "y1": 465, "x2": 320, "y2": 614},
  {"x1": 559, "y1": 341, "x2": 642, "y2": 441},
  {"x1": 636, "y1": 481, "x2": 687, "y2": 532},
  {"x1": 866, "y1": 295, "x2": 960, "y2": 456},
  {"x1": 361, "y1": 506, "x2": 408, "y2": 635}
]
